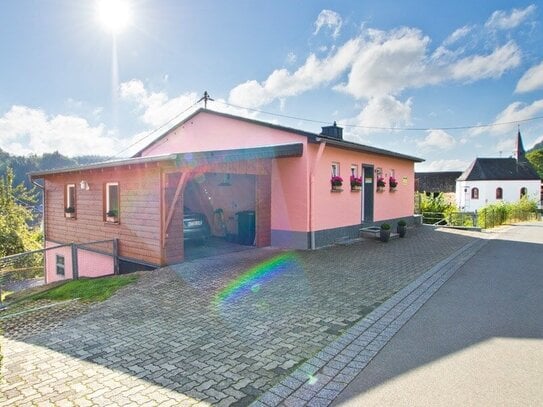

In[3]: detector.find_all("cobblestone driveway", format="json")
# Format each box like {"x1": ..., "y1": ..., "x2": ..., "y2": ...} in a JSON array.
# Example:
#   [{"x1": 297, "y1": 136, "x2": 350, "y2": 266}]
[{"x1": 1, "y1": 227, "x2": 481, "y2": 406}]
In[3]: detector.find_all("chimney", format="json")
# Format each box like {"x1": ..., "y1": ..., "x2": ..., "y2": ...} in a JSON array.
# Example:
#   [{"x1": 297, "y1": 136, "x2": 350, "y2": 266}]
[{"x1": 321, "y1": 121, "x2": 343, "y2": 140}]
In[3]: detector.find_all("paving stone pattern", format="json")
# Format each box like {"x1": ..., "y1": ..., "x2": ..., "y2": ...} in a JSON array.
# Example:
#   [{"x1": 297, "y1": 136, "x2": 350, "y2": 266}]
[
  {"x1": 1, "y1": 227, "x2": 484, "y2": 406},
  {"x1": 253, "y1": 237, "x2": 491, "y2": 406}
]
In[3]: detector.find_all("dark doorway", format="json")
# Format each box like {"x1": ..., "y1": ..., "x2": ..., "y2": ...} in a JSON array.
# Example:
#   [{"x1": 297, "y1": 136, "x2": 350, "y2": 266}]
[{"x1": 362, "y1": 165, "x2": 374, "y2": 222}]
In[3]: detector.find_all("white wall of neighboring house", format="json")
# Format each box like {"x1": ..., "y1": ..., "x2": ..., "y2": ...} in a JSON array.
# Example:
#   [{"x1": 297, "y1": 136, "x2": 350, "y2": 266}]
[{"x1": 456, "y1": 179, "x2": 541, "y2": 212}]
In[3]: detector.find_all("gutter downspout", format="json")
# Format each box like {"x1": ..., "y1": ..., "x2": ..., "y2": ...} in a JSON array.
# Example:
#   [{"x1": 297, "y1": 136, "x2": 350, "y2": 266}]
[{"x1": 309, "y1": 139, "x2": 327, "y2": 249}]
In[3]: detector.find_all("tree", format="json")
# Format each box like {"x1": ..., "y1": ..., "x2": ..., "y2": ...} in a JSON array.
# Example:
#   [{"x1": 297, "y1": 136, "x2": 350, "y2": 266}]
[
  {"x1": 0, "y1": 167, "x2": 41, "y2": 257},
  {"x1": 526, "y1": 149, "x2": 543, "y2": 179}
]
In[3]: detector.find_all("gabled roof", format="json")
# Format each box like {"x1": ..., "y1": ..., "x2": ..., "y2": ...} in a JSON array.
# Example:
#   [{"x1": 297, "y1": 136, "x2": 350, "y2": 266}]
[
  {"x1": 457, "y1": 157, "x2": 541, "y2": 181},
  {"x1": 134, "y1": 108, "x2": 424, "y2": 163}
]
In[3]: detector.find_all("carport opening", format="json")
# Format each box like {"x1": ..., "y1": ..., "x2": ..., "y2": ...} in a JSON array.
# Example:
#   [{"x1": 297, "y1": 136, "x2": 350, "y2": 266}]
[{"x1": 183, "y1": 173, "x2": 257, "y2": 260}]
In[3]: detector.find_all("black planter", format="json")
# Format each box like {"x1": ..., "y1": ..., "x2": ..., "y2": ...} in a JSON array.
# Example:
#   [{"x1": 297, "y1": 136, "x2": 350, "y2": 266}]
[
  {"x1": 397, "y1": 225, "x2": 407, "y2": 238},
  {"x1": 379, "y1": 229, "x2": 391, "y2": 242}
]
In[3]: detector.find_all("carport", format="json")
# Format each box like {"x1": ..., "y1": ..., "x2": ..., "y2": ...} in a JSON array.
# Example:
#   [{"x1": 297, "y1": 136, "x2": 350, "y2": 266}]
[{"x1": 161, "y1": 143, "x2": 303, "y2": 264}]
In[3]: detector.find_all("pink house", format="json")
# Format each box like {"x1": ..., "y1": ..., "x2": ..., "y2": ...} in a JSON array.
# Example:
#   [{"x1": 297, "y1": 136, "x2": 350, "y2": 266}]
[{"x1": 31, "y1": 109, "x2": 423, "y2": 281}]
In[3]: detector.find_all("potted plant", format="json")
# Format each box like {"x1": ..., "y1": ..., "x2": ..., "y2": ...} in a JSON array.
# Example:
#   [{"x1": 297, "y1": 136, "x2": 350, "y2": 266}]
[
  {"x1": 376, "y1": 177, "x2": 386, "y2": 192},
  {"x1": 106, "y1": 209, "x2": 118, "y2": 223},
  {"x1": 397, "y1": 219, "x2": 407, "y2": 238},
  {"x1": 350, "y1": 176, "x2": 362, "y2": 191},
  {"x1": 64, "y1": 206, "x2": 75, "y2": 218},
  {"x1": 389, "y1": 176, "x2": 398, "y2": 191},
  {"x1": 331, "y1": 176, "x2": 343, "y2": 191},
  {"x1": 380, "y1": 223, "x2": 391, "y2": 242}
]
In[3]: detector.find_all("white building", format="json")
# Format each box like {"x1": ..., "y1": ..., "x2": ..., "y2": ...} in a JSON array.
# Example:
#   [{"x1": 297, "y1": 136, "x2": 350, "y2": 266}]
[{"x1": 456, "y1": 131, "x2": 541, "y2": 212}]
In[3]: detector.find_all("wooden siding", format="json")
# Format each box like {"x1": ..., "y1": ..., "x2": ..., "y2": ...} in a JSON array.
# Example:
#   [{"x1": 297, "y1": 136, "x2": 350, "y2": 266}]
[{"x1": 44, "y1": 166, "x2": 163, "y2": 266}]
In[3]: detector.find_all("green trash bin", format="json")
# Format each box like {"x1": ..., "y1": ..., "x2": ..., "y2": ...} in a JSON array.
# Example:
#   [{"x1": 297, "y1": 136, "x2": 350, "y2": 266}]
[{"x1": 236, "y1": 210, "x2": 255, "y2": 245}]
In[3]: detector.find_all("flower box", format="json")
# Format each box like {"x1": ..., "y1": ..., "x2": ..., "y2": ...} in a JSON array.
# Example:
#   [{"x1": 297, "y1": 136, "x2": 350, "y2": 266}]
[
  {"x1": 64, "y1": 207, "x2": 75, "y2": 218},
  {"x1": 350, "y1": 176, "x2": 362, "y2": 191},
  {"x1": 106, "y1": 210, "x2": 119, "y2": 223},
  {"x1": 331, "y1": 176, "x2": 343, "y2": 192},
  {"x1": 389, "y1": 176, "x2": 398, "y2": 191}
]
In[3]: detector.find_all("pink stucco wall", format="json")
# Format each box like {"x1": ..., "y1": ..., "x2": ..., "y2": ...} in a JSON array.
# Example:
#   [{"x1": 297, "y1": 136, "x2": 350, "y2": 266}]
[
  {"x1": 77, "y1": 248, "x2": 114, "y2": 278},
  {"x1": 308, "y1": 143, "x2": 415, "y2": 231},
  {"x1": 45, "y1": 240, "x2": 114, "y2": 283},
  {"x1": 141, "y1": 111, "x2": 307, "y2": 156},
  {"x1": 45, "y1": 241, "x2": 73, "y2": 283}
]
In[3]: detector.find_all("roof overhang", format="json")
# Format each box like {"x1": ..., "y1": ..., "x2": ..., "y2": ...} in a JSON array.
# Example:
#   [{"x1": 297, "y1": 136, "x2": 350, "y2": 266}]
[
  {"x1": 29, "y1": 143, "x2": 304, "y2": 179},
  {"x1": 310, "y1": 137, "x2": 424, "y2": 163}
]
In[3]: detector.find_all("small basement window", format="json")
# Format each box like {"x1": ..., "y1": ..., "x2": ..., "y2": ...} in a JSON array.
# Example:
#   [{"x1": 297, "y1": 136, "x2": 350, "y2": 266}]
[
  {"x1": 56, "y1": 254, "x2": 65, "y2": 276},
  {"x1": 105, "y1": 182, "x2": 120, "y2": 222}
]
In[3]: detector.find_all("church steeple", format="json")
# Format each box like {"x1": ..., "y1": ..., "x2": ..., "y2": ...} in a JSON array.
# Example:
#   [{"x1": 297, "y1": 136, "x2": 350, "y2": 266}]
[{"x1": 515, "y1": 126, "x2": 526, "y2": 162}]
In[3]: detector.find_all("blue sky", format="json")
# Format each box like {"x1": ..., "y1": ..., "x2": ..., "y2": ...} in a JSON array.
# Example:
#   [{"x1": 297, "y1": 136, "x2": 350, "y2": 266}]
[{"x1": 1, "y1": 1, "x2": 543, "y2": 171}]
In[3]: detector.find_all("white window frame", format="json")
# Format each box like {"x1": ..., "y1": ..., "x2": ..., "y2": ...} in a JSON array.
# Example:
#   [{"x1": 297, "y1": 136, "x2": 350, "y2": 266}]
[
  {"x1": 66, "y1": 184, "x2": 75, "y2": 208},
  {"x1": 350, "y1": 164, "x2": 358, "y2": 177},
  {"x1": 331, "y1": 162, "x2": 340, "y2": 177},
  {"x1": 105, "y1": 182, "x2": 120, "y2": 221}
]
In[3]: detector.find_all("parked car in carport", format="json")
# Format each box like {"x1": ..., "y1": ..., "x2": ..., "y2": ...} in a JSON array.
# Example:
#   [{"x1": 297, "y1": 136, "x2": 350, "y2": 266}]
[{"x1": 183, "y1": 207, "x2": 211, "y2": 243}]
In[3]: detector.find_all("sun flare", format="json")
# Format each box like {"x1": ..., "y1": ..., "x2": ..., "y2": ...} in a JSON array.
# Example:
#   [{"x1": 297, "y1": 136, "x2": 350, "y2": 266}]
[{"x1": 96, "y1": 0, "x2": 132, "y2": 34}]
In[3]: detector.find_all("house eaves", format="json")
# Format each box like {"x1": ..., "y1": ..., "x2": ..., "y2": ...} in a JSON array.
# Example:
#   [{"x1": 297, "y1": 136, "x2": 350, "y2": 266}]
[
  {"x1": 29, "y1": 154, "x2": 179, "y2": 180},
  {"x1": 29, "y1": 144, "x2": 304, "y2": 180},
  {"x1": 310, "y1": 136, "x2": 424, "y2": 163}
]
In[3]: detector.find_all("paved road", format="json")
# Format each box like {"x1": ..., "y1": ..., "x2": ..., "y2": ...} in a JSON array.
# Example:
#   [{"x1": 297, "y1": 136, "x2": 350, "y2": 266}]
[{"x1": 333, "y1": 222, "x2": 543, "y2": 406}]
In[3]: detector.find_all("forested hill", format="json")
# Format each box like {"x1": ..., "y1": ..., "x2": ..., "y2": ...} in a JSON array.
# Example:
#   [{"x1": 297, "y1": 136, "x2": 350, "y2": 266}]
[{"x1": 0, "y1": 149, "x2": 109, "y2": 190}]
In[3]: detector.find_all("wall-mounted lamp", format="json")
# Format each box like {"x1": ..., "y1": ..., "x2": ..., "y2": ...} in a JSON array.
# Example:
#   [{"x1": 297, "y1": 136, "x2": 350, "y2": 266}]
[{"x1": 80, "y1": 180, "x2": 90, "y2": 191}]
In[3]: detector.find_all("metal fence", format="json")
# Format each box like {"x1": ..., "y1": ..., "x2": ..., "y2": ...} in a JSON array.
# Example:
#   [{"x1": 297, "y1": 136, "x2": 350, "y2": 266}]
[
  {"x1": 0, "y1": 239, "x2": 118, "y2": 304},
  {"x1": 421, "y1": 210, "x2": 540, "y2": 228}
]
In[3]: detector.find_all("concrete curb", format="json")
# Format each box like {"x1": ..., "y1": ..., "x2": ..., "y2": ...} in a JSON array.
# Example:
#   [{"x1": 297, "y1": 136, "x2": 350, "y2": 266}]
[{"x1": 251, "y1": 236, "x2": 491, "y2": 407}]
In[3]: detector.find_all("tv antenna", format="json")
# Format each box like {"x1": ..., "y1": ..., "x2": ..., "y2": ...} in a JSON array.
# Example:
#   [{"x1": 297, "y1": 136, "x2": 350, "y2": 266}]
[{"x1": 198, "y1": 91, "x2": 214, "y2": 109}]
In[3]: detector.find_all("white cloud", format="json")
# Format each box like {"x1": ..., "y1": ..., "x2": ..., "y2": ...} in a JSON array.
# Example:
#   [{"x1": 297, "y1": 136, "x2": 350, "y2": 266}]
[
  {"x1": 229, "y1": 24, "x2": 522, "y2": 110},
  {"x1": 337, "y1": 28, "x2": 435, "y2": 99},
  {"x1": 120, "y1": 79, "x2": 199, "y2": 127},
  {"x1": 450, "y1": 41, "x2": 521, "y2": 82},
  {"x1": 346, "y1": 95, "x2": 413, "y2": 137},
  {"x1": 337, "y1": 29, "x2": 520, "y2": 99},
  {"x1": 485, "y1": 5, "x2": 536, "y2": 30},
  {"x1": 443, "y1": 25, "x2": 472, "y2": 46},
  {"x1": 0, "y1": 105, "x2": 117, "y2": 156},
  {"x1": 471, "y1": 99, "x2": 543, "y2": 137},
  {"x1": 415, "y1": 159, "x2": 470, "y2": 172},
  {"x1": 228, "y1": 38, "x2": 361, "y2": 108},
  {"x1": 515, "y1": 61, "x2": 543, "y2": 93},
  {"x1": 417, "y1": 129, "x2": 456, "y2": 150},
  {"x1": 314, "y1": 9, "x2": 342, "y2": 39}
]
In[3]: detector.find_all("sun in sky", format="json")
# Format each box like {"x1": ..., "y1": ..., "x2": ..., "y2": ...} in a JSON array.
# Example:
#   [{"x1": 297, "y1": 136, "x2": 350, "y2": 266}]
[{"x1": 96, "y1": 0, "x2": 132, "y2": 34}]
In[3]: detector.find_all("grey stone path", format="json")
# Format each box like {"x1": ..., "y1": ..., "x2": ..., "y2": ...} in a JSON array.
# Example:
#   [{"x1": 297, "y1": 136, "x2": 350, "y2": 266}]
[
  {"x1": 1, "y1": 226, "x2": 489, "y2": 406},
  {"x1": 251, "y1": 235, "x2": 491, "y2": 406}
]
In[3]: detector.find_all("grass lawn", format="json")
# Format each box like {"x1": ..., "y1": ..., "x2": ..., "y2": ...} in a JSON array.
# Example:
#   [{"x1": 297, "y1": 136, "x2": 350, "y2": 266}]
[{"x1": 9, "y1": 274, "x2": 139, "y2": 304}]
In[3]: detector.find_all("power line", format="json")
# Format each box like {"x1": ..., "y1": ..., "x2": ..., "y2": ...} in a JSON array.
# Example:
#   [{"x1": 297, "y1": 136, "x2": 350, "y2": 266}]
[
  {"x1": 109, "y1": 93, "x2": 543, "y2": 158},
  {"x1": 110, "y1": 100, "x2": 199, "y2": 158},
  {"x1": 217, "y1": 100, "x2": 543, "y2": 131}
]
